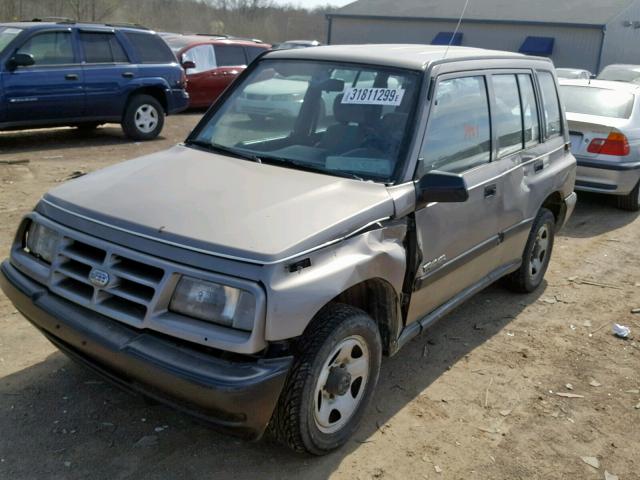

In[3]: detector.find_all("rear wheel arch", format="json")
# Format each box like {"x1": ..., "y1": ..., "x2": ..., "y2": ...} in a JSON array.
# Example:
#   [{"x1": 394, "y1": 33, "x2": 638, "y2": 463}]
[
  {"x1": 540, "y1": 191, "x2": 565, "y2": 225},
  {"x1": 125, "y1": 86, "x2": 168, "y2": 114}
]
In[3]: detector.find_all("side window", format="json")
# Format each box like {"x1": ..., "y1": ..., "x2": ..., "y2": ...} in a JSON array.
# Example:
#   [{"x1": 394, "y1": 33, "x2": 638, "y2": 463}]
[
  {"x1": 123, "y1": 32, "x2": 175, "y2": 64},
  {"x1": 16, "y1": 31, "x2": 74, "y2": 66},
  {"x1": 80, "y1": 32, "x2": 128, "y2": 63},
  {"x1": 517, "y1": 74, "x2": 540, "y2": 147},
  {"x1": 538, "y1": 71, "x2": 562, "y2": 137},
  {"x1": 214, "y1": 45, "x2": 246, "y2": 67},
  {"x1": 182, "y1": 45, "x2": 217, "y2": 74},
  {"x1": 417, "y1": 76, "x2": 491, "y2": 177},
  {"x1": 491, "y1": 74, "x2": 523, "y2": 158}
]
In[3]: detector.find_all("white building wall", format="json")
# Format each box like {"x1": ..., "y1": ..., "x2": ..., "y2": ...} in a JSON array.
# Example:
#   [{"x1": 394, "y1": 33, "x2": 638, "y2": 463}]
[
  {"x1": 330, "y1": 17, "x2": 603, "y2": 72},
  {"x1": 601, "y1": 1, "x2": 640, "y2": 71}
]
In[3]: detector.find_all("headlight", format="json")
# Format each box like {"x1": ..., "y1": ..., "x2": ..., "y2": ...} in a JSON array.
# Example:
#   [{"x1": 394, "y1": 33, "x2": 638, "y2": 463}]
[
  {"x1": 169, "y1": 276, "x2": 256, "y2": 331},
  {"x1": 26, "y1": 223, "x2": 58, "y2": 264},
  {"x1": 271, "y1": 93, "x2": 303, "y2": 101}
]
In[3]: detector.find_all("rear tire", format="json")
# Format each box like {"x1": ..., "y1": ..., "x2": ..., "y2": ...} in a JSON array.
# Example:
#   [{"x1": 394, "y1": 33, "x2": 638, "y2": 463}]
[
  {"x1": 271, "y1": 304, "x2": 381, "y2": 455},
  {"x1": 616, "y1": 180, "x2": 640, "y2": 211},
  {"x1": 502, "y1": 208, "x2": 556, "y2": 293},
  {"x1": 121, "y1": 94, "x2": 164, "y2": 141}
]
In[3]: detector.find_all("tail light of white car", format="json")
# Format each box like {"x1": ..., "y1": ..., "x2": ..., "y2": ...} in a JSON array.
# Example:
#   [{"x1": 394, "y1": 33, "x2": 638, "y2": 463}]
[{"x1": 587, "y1": 132, "x2": 630, "y2": 156}]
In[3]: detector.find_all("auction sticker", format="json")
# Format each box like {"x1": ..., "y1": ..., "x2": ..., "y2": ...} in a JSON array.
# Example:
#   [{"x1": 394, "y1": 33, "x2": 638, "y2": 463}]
[{"x1": 341, "y1": 87, "x2": 405, "y2": 106}]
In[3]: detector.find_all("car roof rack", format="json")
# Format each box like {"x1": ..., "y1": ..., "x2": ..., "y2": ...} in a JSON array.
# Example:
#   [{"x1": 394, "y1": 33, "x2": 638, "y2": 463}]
[
  {"x1": 193, "y1": 33, "x2": 264, "y2": 43},
  {"x1": 30, "y1": 17, "x2": 75, "y2": 22},
  {"x1": 103, "y1": 22, "x2": 150, "y2": 30},
  {"x1": 194, "y1": 33, "x2": 230, "y2": 38},
  {"x1": 29, "y1": 18, "x2": 150, "y2": 30}
]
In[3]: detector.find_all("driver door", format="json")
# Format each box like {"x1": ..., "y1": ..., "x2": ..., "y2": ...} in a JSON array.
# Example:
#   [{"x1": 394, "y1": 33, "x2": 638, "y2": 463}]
[
  {"x1": 407, "y1": 74, "x2": 504, "y2": 324},
  {"x1": 3, "y1": 29, "x2": 84, "y2": 124}
]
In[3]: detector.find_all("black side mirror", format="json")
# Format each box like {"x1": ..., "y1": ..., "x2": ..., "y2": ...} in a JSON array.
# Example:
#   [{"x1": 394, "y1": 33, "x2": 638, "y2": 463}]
[
  {"x1": 416, "y1": 170, "x2": 469, "y2": 208},
  {"x1": 7, "y1": 53, "x2": 35, "y2": 70},
  {"x1": 181, "y1": 60, "x2": 196, "y2": 70}
]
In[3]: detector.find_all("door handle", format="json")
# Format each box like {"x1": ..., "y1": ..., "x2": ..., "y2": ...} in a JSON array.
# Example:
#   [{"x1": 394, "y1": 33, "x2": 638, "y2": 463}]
[
  {"x1": 65, "y1": 74, "x2": 79, "y2": 80},
  {"x1": 121, "y1": 72, "x2": 134, "y2": 78},
  {"x1": 484, "y1": 184, "x2": 497, "y2": 198},
  {"x1": 534, "y1": 160, "x2": 544, "y2": 173}
]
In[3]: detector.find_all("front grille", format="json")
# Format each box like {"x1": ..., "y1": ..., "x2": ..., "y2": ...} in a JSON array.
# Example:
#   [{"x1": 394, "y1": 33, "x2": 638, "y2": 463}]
[
  {"x1": 246, "y1": 93, "x2": 268, "y2": 100},
  {"x1": 49, "y1": 236, "x2": 166, "y2": 326}
]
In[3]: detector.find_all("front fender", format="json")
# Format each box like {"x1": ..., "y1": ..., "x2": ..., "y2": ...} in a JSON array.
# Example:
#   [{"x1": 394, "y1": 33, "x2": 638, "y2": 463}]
[{"x1": 262, "y1": 222, "x2": 408, "y2": 342}]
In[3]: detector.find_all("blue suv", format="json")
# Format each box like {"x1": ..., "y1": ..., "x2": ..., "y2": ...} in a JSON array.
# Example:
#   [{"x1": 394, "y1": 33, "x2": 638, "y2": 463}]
[{"x1": 0, "y1": 21, "x2": 189, "y2": 140}]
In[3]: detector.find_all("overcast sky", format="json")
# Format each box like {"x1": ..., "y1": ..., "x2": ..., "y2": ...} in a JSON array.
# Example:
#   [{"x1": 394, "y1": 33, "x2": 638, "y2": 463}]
[{"x1": 272, "y1": 0, "x2": 353, "y2": 8}]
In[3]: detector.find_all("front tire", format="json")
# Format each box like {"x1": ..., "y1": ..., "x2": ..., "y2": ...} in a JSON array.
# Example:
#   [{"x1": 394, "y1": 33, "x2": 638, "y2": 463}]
[
  {"x1": 121, "y1": 94, "x2": 164, "y2": 141},
  {"x1": 616, "y1": 180, "x2": 640, "y2": 211},
  {"x1": 271, "y1": 304, "x2": 381, "y2": 455},
  {"x1": 502, "y1": 208, "x2": 556, "y2": 293}
]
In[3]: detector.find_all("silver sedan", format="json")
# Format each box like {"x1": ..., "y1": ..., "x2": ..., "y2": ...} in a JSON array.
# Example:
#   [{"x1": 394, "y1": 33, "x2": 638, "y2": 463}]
[{"x1": 559, "y1": 79, "x2": 640, "y2": 211}]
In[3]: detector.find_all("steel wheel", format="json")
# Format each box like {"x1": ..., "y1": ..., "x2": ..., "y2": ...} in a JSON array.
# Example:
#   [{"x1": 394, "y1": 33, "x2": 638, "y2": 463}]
[
  {"x1": 529, "y1": 224, "x2": 550, "y2": 279},
  {"x1": 134, "y1": 104, "x2": 159, "y2": 133},
  {"x1": 313, "y1": 335, "x2": 370, "y2": 434}
]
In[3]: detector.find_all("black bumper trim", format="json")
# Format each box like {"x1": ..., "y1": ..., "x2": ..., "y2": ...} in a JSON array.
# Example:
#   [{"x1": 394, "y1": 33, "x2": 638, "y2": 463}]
[
  {"x1": 0, "y1": 260, "x2": 292, "y2": 440},
  {"x1": 576, "y1": 158, "x2": 640, "y2": 171},
  {"x1": 575, "y1": 180, "x2": 618, "y2": 191}
]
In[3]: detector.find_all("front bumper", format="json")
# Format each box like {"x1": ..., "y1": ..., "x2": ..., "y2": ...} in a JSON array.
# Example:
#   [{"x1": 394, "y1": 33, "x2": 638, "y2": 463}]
[
  {"x1": 575, "y1": 157, "x2": 640, "y2": 195},
  {"x1": 0, "y1": 260, "x2": 292, "y2": 440},
  {"x1": 235, "y1": 98, "x2": 301, "y2": 118}
]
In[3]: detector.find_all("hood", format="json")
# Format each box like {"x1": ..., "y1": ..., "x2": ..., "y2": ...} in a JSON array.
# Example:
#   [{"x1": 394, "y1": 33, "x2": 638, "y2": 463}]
[
  {"x1": 245, "y1": 78, "x2": 309, "y2": 95},
  {"x1": 43, "y1": 145, "x2": 395, "y2": 264}
]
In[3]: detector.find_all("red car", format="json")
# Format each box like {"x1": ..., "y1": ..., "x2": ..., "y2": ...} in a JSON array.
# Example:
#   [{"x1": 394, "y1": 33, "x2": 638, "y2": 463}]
[{"x1": 162, "y1": 34, "x2": 270, "y2": 108}]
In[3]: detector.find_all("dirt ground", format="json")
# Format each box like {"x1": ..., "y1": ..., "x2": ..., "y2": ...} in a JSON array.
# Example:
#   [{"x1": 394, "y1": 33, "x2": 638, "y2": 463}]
[{"x1": 1, "y1": 115, "x2": 639, "y2": 480}]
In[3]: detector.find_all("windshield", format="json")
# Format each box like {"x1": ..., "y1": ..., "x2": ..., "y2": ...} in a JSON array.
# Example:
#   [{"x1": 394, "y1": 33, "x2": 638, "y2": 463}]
[
  {"x1": 598, "y1": 65, "x2": 640, "y2": 83},
  {"x1": 0, "y1": 26, "x2": 22, "y2": 51},
  {"x1": 190, "y1": 59, "x2": 420, "y2": 182},
  {"x1": 560, "y1": 85, "x2": 635, "y2": 119}
]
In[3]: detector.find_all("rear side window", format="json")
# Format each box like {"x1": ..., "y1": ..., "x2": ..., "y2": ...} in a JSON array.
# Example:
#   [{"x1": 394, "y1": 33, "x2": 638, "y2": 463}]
[
  {"x1": 518, "y1": 74, "x2": 540, "y2": 147},
  {"x1": 538, "y1": 71, "x2": 562, "y2": 137},
  {"x1": 17, "y1": 31, "x2": 74, "y2": 65},
  {"x1": 80, "y1": 32, "x2": 128, "y2": 63},
  {"x1": 417, "y1": 76, "x2": 491, "y2": 176},
  {"x1": 560, "y1": 85, "x2": 634, "y2": 119},
  {"x1": 245, "y1": 46, "x2": 266, "y2": 63},
  {"x1": 182, "y1": 44, "x2": 217, "y2": 73},
  {"x1": 123, "y1": 32, "x2": 175, "y2": 64},
  {"x1": 491, "y1": 74, "x2": 523, "y2": 157},
  {"x1": 214, "y1": 45, "x2": 246, "y2": 67}
]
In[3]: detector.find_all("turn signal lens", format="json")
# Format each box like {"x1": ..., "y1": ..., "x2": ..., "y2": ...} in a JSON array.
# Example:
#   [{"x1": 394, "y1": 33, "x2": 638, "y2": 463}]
[{"x1": 587, "y1": 132, "x2": 630, "y2": 156}]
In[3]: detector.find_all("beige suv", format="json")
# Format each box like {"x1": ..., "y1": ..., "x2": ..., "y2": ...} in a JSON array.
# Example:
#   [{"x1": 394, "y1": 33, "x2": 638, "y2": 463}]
[{"x1": 1, "y1": 44, "x2": 576, "y2": 454}]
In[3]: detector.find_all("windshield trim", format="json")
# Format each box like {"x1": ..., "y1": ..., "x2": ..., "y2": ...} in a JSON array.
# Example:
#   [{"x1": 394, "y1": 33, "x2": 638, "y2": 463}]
[{"x1": 186, "y1": 57, "x2": 424, "y2": 185}]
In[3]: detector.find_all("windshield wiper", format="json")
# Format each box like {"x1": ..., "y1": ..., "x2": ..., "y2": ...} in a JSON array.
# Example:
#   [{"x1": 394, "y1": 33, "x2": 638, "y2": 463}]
[
  {"x1": 186, "y1": 140, "x2": 262, "y2": 163},
  {"x1": 257, "y1": 154, "x2": 364, "y2": 181},
  {"x1": 187, "y1": 141, "x2": 366, "y2": 180}
]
